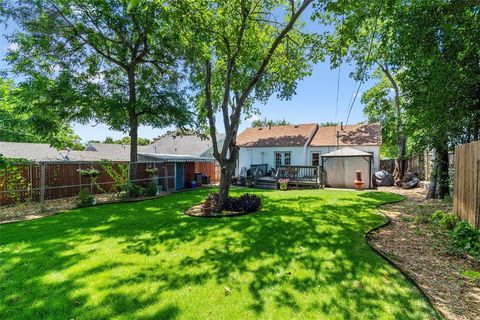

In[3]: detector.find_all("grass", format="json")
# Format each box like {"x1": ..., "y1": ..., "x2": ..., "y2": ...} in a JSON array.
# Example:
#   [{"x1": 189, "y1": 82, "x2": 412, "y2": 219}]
[{"x1": 0, "y1": 188, "x2": 438, "y2": 319}]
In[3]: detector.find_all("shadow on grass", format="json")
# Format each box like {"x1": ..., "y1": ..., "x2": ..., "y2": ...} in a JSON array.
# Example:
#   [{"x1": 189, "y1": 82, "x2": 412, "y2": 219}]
[{"x1": 0, "y1": 189, "x2": 436, "y2": 319}]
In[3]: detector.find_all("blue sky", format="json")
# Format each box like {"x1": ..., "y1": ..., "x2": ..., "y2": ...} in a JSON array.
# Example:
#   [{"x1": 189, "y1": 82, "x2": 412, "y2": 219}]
[{"x1": 0, "y1": 6, "x2": 374, "y2": 143}]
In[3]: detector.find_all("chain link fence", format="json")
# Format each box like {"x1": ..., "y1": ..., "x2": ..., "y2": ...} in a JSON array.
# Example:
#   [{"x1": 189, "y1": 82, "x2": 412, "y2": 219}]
[{"x1": 0, "y1": 160, "x2": 218, "y2": 219}]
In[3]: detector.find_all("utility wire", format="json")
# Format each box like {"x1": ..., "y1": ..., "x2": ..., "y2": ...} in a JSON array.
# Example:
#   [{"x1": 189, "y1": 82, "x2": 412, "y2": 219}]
[
  {"x1": 344, "y1": 0, "x2": 384, "y2": 125},
  {"x1": 333, "y1": 0, "x2": 346, "y2": 144}
]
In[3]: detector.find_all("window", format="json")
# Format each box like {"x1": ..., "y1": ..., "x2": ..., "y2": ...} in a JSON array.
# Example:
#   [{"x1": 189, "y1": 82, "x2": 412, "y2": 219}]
[
  {"x1": 275, "y1": 152, "x2": 283, "y2": 167},
  {"x1": 274, "y1": 152, "x2": 291, "y2": 167},
  {"x1": 312, "y1": 153, "x2": 320, "y2": 166}
]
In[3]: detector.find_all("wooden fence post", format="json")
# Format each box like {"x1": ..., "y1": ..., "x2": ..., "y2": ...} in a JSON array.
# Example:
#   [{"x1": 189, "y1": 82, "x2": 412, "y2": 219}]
[{"x1": 40, "y1": 163, "x2": 46, "y2": 211}]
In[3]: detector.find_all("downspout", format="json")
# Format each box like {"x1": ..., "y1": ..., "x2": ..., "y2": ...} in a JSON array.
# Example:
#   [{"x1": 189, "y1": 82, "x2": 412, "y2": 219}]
[{"x1": 304, "y1": 124, "x2": 319, "y2": 165}]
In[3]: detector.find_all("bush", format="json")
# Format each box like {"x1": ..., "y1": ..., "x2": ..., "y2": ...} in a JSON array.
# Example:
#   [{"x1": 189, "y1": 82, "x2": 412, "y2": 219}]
[
  {"x1": 449, "y1": 221, "x2": 480, "y2": 259},
  {"x1": 123, "y1": 181, "x2": 145, "y2": 198},
  {"x1": 431, "y1": 210, "x2": 459, "y2": 230},
  {"x1": 77, "y1": 189, "x2": 95, "y2": 208},
  {"x1": 223, "y1": 193, "x2": 261, "y2": 213},
  {"x1": 144, "y1": 181, "x2": 158, "y2": 197}
]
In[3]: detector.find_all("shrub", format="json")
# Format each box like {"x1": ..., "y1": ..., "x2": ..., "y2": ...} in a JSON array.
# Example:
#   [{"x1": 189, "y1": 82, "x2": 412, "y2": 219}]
[
  {"x1": 77, "y1": 189, "x2": 95, "y2": 208},
  {"x1": 449, "y1": 221, "x2": 480, "y2": 259},
  {"x1": 414, "y1": 211, "x2": 431, "y2": 225},
  {"x1": 144, "y1": 181, "x2": 158, "y2": 197},
  {"x1": 223, "y1": 193, "x2": 261, "y2": 213},
  {"x1": 123, "y1": 181, "x2": 145, "y2": 198},
  {"x1": 431, "y1": 210, "x2": 459, "y2": 230}
]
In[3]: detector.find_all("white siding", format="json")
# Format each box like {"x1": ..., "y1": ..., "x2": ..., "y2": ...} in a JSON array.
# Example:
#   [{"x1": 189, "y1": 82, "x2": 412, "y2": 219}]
[
  {"x1": 237, "y1": 145, "x2": 381, "y2": 178},
  {"x1": 237, "y1": 146, "x2": 306, "y2": 174}
]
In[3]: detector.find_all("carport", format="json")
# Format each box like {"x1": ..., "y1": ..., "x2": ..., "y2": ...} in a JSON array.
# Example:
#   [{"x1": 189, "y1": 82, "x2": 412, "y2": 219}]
[{"x1": 321, "y1": 147, "x2": 373, "y2": 189}]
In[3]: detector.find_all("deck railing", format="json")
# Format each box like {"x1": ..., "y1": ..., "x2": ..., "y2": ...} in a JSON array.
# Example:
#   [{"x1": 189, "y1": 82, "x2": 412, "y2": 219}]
[{"x1": 275, "y1": 165, "x2": 326, "y2": 188}]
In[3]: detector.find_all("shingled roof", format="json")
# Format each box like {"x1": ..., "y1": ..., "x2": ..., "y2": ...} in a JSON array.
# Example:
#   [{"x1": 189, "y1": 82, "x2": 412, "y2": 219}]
[
  {"x1": 236, "y1": 124, "x2": 318, "y2": 147},
  {"x1": 0, "y1": 142, "x2": 64, "y2": 161},
  {"x1": 309, "y1": 124, "x2": 381, "y2": 146},
  {"x1": 149, "y1": 133, "x2": 225, "y2": 157},
  {"x1": 236, "y1": 123, "x2": 381, "y2": 148}
]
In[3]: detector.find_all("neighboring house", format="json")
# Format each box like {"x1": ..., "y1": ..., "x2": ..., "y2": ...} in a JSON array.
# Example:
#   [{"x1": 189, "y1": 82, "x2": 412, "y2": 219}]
[
  {"x1": 148, "y1": 133, "x2": 225, "y2": 158},
  {"x1": 0, "y1": 142, "x2": 65, "y2": 161},
  {"x1": 0, "y1": 133, "x2": 223, "y2": 163},
  {"x1": 236, "y1": 123, "x2": 381, "y2": 176}
]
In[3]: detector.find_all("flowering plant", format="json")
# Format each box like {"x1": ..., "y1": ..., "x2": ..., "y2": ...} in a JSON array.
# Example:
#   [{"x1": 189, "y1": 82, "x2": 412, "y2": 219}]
[{"x1": 278, "y1": 178, "x2": 289, "y2": 191}]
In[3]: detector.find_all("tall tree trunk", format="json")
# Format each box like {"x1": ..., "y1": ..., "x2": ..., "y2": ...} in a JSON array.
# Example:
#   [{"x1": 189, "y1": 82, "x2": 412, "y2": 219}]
[
  {"x1": 127, "y1": 67, "x2": 138, "y2": 182},
  {"x1": 217, "y1": 159, "x2": 235, "y2": 209},
  {"x1": 380, "y1": 64, "x2": 407, "y2": 180},
  {"x1": 426, "y1": 149, "x2": 437, "y2": 199},
  {"x1": 426, "y1": 147, "x2": 450, "y2": 199},
  {"x1": 435, "y1": 146, "x2": 450, "y2": 199}
]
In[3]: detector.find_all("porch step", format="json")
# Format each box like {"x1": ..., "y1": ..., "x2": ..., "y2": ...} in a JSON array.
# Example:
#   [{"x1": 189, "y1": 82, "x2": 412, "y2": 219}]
[
  {"x1": 255, "y1": 178, "x2": 277, "y2": 190},
  {"x1": 254, "y1": 183, "x2": 277, "y2": 190}
]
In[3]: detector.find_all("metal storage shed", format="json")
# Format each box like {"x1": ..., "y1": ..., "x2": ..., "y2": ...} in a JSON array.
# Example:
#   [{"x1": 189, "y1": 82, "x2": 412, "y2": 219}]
[{"x1": 321, "y1": 147, "x2": 373, "y2": 189}]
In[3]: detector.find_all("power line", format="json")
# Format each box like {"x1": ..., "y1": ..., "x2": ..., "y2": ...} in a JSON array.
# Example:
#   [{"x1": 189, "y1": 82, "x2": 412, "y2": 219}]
[
  {"x1": 333, "y1": 0, "x2": 346, "y2": 143},
  {"x1": 344, "y1": 0, "x2": 384, "y2": 125}
]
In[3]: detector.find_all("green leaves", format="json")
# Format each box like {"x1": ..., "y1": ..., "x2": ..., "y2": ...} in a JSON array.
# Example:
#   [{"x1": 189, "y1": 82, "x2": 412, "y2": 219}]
[{"x1": 127, "y1": 0, "x2": 142, "y2": 12}]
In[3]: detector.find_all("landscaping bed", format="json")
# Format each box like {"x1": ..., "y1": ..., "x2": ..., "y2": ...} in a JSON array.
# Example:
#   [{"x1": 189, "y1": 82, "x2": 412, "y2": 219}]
[
  {"x1": 184, "y1": 192, "x2": 261, "y2": 217},
  {"x1": 370, "y1": 187, "x2": 480, "y2": 320}
]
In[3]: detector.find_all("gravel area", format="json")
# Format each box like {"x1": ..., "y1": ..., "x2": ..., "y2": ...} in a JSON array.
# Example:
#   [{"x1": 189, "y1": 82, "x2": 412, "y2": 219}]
[{"x1": 370, "y1": 187, "x2": 480, "y2": 320}]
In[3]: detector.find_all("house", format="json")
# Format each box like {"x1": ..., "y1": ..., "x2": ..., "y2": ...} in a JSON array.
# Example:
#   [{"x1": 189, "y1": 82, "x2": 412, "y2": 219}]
[
  {"x1": 236, "y1": 123, "x2": 381, "y2": 188},
  {"x1": 0, "y1": 141, "x2": 66, "y2": 161},
  {"x1": 0, "y1": 133, "x2": 222, "y2": 197}
]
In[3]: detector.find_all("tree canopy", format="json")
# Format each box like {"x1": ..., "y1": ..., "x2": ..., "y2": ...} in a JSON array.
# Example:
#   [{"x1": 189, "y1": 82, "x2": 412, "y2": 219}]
[
  {"x1": 0, "y1": 78, "x2": 83, "y2": 149},
  {"x1": 251, "y1": 118, "x2": 291, "y2": 128},
  {"x1": 171, "y1": 0, "x2": 315, "y2": 206},
  {"x1": 1, "y1": 0, "x2": 193, "y2": 179}
]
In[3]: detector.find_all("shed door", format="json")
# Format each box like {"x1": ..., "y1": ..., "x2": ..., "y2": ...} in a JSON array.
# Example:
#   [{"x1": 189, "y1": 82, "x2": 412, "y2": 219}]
[{"x1": 175, "y1": 163, "x2": 184, "y2": 190}]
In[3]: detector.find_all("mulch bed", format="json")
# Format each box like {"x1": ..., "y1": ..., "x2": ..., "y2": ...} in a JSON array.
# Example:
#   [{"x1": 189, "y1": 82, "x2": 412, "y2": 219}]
[
  {"x1": 370, "y1": 187, "x2": 480, "y2": 320},
  {"x1": 184, "y1": 203, "x2": 255, "y2": 218}
]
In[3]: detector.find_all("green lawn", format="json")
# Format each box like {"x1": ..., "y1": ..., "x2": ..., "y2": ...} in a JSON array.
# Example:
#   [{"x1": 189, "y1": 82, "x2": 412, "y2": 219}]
[{"x1": 0, "y1": 188, "x2": 437, "y2": 320}]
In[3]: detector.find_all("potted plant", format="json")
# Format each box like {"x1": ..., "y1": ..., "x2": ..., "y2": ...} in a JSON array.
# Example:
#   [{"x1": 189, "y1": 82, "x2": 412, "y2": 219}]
[
  {"x1": 278, "y1": 178, "x2": 289, "y2": 191},
  {"x1": 246, "y1": 176, "x2": 254, "y2": 188},
  {"x1": 353, "y1": 170, "x2": 365, "y2": 189},
  {"x1": 202, "y1": 193, "x2": 216, "y2": 215}
]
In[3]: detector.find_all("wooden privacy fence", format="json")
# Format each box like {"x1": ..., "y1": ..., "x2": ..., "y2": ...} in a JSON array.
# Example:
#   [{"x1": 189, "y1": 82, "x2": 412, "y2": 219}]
[{"x1": 454, "y1": 140, "x2": 480, "y2": 228}]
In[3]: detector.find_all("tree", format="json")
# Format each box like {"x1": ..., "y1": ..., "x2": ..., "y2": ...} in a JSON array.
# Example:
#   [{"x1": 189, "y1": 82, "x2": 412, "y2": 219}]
[
  {"x1": 103, "y1": 136, "x2": 151, "y2": 145},
  {"x1": 313, "y1": 0, "x2": 409, "y2": 180},
  {"x1": 319, "y1": 121, "x2": 339, "y2": 127},
  {"x1": 0, "y1": 78, "x2": 83, "y2": 149},
  {"x1": 251, "y1": 118, "x2": 291, "y2": 128},
  {"x1": 174, "y1": 0, "x2": 314, "y2": 208},
  {"x1": 313, "y1": 0, "x2": 479, "y2": 198},
  {"x1": 2, "y1": 0, "x2": 192, "y2": 180},
  {"x1": 391, "y1": 0, "x2": 479, "y2": 198}
]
